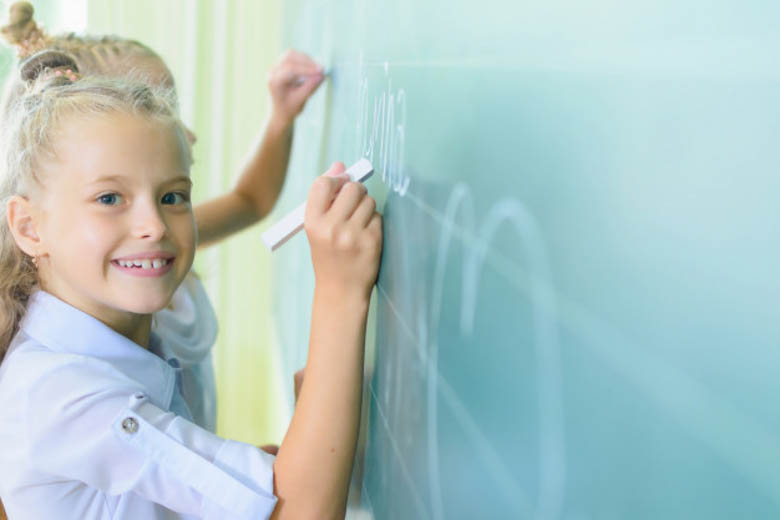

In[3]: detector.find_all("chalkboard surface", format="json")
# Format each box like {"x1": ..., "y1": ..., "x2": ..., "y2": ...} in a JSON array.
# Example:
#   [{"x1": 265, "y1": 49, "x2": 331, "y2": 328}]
[{"x1": 270, "y1": 1, "x2": 780, "y2": 518}]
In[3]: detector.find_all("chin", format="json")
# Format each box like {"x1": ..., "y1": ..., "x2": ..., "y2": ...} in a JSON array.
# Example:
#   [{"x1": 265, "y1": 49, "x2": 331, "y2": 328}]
[{"x1": 116, "y1": 291, "x2": 175, "y2": 315}]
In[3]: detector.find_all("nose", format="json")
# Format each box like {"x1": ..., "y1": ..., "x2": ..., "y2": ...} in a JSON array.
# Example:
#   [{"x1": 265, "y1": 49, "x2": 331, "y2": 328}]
[{"x1": 132, "y1": 201, "x2": 167, "y2": 241}]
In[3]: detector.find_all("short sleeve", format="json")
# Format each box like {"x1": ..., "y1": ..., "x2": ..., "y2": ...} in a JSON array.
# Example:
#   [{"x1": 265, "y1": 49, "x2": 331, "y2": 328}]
[{"x1": 26, "y1": 358, "x2": 277, "y2": 519}]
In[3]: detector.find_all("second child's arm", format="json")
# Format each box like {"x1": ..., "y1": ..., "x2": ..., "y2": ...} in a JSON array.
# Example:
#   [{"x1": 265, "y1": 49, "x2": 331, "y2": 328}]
[
  {"x1": 271, "y1": 163, "x2": 382, "y2": 519},
  {"x1": 194, "y1": 50, "x2": 324, "y2": 248}
]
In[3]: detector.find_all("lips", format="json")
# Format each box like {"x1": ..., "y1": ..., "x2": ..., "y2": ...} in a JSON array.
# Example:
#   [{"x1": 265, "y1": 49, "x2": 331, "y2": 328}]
[{"x1": 113, "y1": 251, "x2": 175, "y2": 262}]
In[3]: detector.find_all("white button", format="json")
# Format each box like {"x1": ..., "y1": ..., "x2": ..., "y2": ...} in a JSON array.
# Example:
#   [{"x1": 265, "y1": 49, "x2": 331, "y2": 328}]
[{"x1": 121, "y1": 417, "x2": 139, "y2": 434}]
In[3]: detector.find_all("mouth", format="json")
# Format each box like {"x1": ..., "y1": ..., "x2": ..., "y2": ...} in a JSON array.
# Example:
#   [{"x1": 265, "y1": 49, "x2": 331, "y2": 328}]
[{"x1": 111, "y1": 255, "x2": 175, "y2": 277}]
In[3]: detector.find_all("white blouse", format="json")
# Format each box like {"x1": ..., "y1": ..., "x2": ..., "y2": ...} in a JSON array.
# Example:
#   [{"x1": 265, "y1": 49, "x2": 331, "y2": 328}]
[{"x1": 0, "y1": 290, "x2": 277, "y2": 519}]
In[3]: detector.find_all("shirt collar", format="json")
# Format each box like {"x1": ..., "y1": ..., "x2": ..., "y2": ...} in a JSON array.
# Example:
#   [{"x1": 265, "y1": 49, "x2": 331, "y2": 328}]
[{"x1": 20, "y1": 290, "x2": 176, "y2": 409}]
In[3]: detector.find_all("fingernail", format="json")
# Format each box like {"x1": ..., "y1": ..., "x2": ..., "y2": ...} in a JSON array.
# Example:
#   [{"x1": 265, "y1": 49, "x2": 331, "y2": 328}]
[{"x1": 328, "y1": 171, "x2": 349, "y2": 180}]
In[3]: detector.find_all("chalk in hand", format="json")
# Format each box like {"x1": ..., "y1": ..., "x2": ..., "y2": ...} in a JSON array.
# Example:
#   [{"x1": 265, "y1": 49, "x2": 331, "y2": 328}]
[{"x1": 261, "y1": 158, "x2": 374, "y2": 251}]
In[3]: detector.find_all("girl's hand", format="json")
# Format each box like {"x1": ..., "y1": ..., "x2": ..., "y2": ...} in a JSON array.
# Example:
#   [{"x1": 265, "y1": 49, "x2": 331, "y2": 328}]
[
  {"x1": 267, "y1": 49, "x2": 325, "y2": 127},
  {"x1": 304, "y1": 162, "x2": 383, "y2": 301}
]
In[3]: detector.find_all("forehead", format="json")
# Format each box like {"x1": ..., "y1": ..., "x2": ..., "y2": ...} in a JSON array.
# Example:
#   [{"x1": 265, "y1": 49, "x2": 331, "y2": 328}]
[{"x1": 43, "y1": 112, "x2": 189, "y2": 186}]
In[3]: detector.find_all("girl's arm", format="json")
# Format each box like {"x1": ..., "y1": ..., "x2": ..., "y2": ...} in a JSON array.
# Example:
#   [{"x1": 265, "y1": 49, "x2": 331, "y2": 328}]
[
  {"x1": 271, "y1": 163, "x2": 382, "y2": 519},
  {"x1": 194, "y1": 50, "x2": 325, "y2": 248}
]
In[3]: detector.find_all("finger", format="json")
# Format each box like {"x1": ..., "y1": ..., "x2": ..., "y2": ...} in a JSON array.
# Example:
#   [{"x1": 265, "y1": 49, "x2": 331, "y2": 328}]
[
  {"x1": 291, "y1": 76, "x2": 324, "y2": 102},
  {"x1": 304, "y1": 72, "x2": 326, "y2": 92},
  {"x1": 278, "y1": 60, "x2": 323, "y2": 84},
  {"x1": 270, "y1": 63, "x2": 320, "y2": 88},
  {"x1": 280, "y1": 49, "x2": 322, "y2": 69},
  {"x1": 328, "y1": 181, "x2": 368, "y2": 222},
  {"x1": 291, "y1": 70, "x2": 325, "y2": 90},
  {"x1": 269, "y1": 63, "x2": 297, "y2": 86},
  {"x1": 274, "y1": 52, "x2": 324, "y2": 85},
  {"x1": 324, "y1": 162, "x2": 347, "y2": 177},
  {"x1": 350, "y1": 193, "x2": 377, "y2": 227},
  {"x1": 286, "y1": 60, "x2": 324, "y2": 77},
  {"x1": 368, "y1": 212, "x2": 383, "y2": 240},
  {"x1": 306, "y1": 174, "x2": 349, "y2": 218}
]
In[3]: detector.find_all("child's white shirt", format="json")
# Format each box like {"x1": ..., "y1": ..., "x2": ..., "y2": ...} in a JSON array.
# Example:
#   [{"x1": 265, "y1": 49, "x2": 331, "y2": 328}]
[{"x1": 0, "y1": 290, "x2": 277, "y2": 519}]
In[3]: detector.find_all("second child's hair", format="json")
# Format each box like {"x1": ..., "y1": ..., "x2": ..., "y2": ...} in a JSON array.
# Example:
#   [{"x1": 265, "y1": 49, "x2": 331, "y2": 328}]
[
  {"x1": 1, "y1": 2, "x2": 168, "y2": 119},
  {"x1": 1, "y1": 1, "x2": 160, "y2": 74},
  {"x1": 0, "y1": 49, "x2": 192, "y2": 359}
]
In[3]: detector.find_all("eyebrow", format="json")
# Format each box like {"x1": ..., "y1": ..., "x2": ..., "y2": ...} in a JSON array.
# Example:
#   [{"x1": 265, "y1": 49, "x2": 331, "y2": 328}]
[
  {"x1": 87, "y1": 175, "x2": 192, "y2": 187},
  {"x1": 165, "y1": 176, "x2": 193, "y2": 187}
]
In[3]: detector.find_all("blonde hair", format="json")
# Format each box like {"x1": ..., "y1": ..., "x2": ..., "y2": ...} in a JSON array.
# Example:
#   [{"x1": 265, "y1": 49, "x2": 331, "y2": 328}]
[{"x1": 0, "y1": 49, "x2": 192, "y2": 359}]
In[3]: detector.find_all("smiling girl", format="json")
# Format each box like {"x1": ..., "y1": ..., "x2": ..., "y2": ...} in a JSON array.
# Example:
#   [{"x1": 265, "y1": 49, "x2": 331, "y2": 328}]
[
  {"x1": 0, "y1": 51, "x2": 382, "y2": 519},
  {"x1": 1, "y1": 3, "x2": 326, "y2": 442}
]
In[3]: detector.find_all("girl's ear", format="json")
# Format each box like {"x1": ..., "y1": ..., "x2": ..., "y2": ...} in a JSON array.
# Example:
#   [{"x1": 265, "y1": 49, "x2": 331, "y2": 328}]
[{"x1": 6, "y1": 195, "x2": 42, "y2": 257}]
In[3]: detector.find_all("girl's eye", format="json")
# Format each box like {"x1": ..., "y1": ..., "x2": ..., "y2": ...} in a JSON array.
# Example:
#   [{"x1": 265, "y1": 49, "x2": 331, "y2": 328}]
[
  {"x1": 161, "y1": 191, "x2": 189, "y2": 205},
  {"x1": 97, "y1": 193, "x2": 122, "y2": 206}
]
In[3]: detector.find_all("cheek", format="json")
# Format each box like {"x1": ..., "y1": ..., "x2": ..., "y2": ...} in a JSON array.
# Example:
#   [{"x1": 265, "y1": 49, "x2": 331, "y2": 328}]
[
  {"x1": 41, "y1": 205, "x2": 118, "y2": 259},
  {"x1": 72, "y1": 213, "x2": 122, "y2": 252},
  {"x1": 81, "y1": 221, "x2": 118, "y2": 248},
  {"x1": 170, "y1": 213, "x2": 196, "y2": 254}
]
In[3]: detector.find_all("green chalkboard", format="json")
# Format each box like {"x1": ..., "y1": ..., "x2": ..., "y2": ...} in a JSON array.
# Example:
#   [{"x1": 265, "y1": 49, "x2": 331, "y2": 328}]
[{"x1": 270, "y1": 1, "x2": 780, "y2": 518}]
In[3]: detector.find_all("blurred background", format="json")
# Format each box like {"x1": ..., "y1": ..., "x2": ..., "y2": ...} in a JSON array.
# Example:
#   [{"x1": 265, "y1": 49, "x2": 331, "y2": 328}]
[{"x1": 0, "y1": 0, "x2": 290, "y2": 447}]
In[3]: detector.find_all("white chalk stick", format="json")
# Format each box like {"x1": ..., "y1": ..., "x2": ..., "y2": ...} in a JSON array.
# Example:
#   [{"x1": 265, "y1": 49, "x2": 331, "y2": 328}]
[{"x1": 261, "y1": 158, "x2": 374, "y2": 251}]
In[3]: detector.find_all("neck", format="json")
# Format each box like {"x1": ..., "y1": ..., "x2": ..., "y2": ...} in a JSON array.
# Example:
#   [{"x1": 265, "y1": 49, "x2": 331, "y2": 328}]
[
  {"x1": 98, "y1": 311, "x2": 153, "y2": 348},
  {"x1": 115, "y1": 313, "x2": 153, "y2": 348}
]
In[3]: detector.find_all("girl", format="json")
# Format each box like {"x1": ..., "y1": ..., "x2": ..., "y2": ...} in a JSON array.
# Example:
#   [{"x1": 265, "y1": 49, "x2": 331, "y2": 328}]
[
  {"x1": 0, "y1": 51, "x2": 381, "y2": 519},
  {"x1": 1, "y1": 1, "x2": 323, "y2": 435}
]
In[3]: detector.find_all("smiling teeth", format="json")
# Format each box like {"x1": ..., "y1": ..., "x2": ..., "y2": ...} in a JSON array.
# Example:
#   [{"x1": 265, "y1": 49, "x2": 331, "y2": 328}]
[{"x1": 118, "y1": 258, "x2": 169, "y2": 269}]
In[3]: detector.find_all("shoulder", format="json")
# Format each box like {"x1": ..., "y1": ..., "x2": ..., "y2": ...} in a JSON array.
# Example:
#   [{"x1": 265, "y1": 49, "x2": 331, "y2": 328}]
[
  {"x1": 0, "y1": 332, "x2": 141, "y2": 412},
  {"x1": 0, "y1": 335, "x2": 144, "y2": 465}
]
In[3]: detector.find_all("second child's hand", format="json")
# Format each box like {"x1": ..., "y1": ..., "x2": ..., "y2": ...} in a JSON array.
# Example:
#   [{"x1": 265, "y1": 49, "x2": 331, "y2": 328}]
[
  {"x1": 193, "y1": 49, "x2": 325, "y2": 248},
  {"x1": 267, "y1": 49, "x2": 325, "y2": 128}
]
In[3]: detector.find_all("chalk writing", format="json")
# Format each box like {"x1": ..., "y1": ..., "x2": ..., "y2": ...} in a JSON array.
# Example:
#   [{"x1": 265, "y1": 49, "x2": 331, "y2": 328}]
[{"x1": 358, "y1": 69, "x2": 410, "y2": 196}]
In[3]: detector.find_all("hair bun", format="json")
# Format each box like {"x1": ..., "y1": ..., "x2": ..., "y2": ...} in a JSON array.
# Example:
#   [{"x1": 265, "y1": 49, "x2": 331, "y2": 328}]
[
  {"x1": 1, "y1": 2, "x2": 36, "y2": 45},
  {"x1": 20, "y1": 49, "x2": 79, "y2": 85}
]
